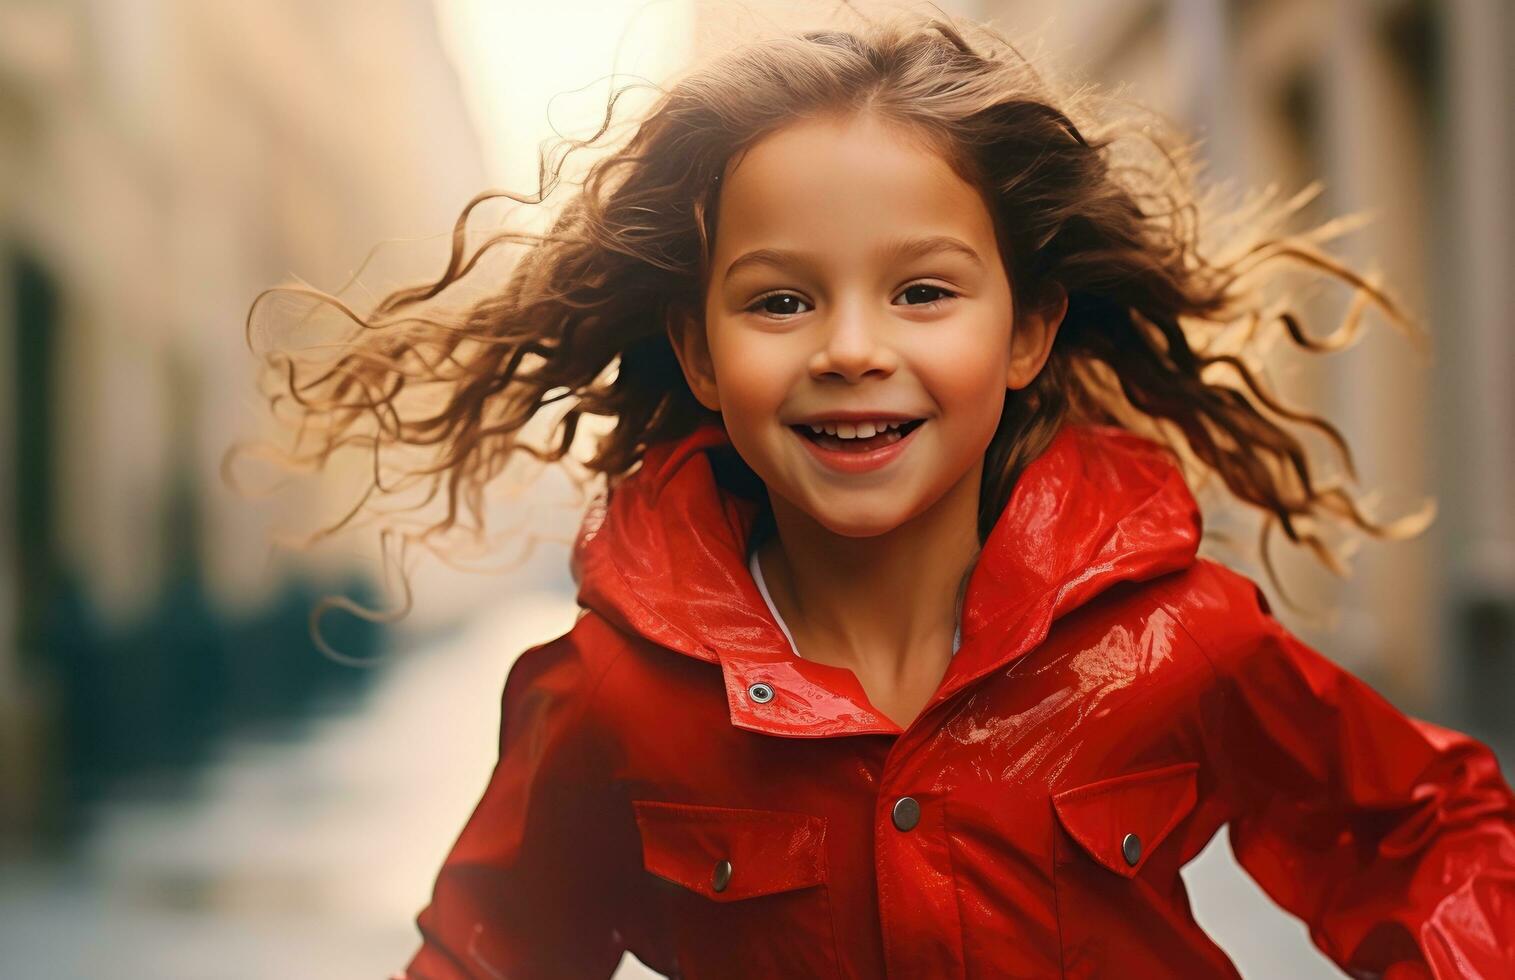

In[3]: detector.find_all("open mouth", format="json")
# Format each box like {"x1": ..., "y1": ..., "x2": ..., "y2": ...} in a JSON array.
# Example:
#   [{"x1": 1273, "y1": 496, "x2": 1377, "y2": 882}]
[{"x1": 791, "y1": 418, "x2": 926, "y2": 453}]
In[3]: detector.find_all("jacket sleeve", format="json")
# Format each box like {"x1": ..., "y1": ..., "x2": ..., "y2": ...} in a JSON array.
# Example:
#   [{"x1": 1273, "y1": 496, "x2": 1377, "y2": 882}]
[
  {"x1": 1197, "y1": 564, "x2": 1515, "y2": 980},
  {"x1": 394, "y1": 628, "x2": 635, "y2": 980}
]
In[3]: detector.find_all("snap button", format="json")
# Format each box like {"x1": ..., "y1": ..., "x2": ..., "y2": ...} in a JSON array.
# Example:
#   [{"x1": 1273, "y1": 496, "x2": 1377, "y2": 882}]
[
  {"x1": 747, "y1": 682, "x2": 774, "y2": 703},
  {"x1": 712, "y1": 858, "x2": 732, "y2": 893},
  {"x1": 1122, "y1": 832, "x2": 1142, "y2": 866},
  {"x1": 891, "y1": 796, "x2": 921, "y2": 832}
]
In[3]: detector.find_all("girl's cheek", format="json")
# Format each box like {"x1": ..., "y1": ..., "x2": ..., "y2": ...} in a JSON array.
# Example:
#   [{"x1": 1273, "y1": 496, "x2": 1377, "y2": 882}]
[
  {"x1": 918, "y1": 344, "x2": 1009, "y2": 408},
  {"x1": 728, "y1": 346, "x2": 809, "y2": 411}
]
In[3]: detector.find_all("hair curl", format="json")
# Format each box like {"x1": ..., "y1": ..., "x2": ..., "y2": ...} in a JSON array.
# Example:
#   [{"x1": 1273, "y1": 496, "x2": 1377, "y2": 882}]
[{"x1": 227, "y1": 7, "x2": 1432, "y2": 652}]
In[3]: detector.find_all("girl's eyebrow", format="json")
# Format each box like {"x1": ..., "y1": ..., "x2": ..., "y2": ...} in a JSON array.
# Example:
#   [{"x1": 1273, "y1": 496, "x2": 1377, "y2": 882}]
[{"x1": 722, "y1": 234, "x2": 985, "y2": 282}]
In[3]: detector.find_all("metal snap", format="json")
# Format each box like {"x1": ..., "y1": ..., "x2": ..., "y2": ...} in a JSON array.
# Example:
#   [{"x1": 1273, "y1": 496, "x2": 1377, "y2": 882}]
[
  {"x1": 891, "y1": 796, "x2": 921, "y2": 832},
  {"x1": 1122, "y1": 832, "x2": 1142, "y2": 867},
  {"x1": 712, "y1": 858, "x2": 733, "y2": 893},
  {"x1": 747, "y1": 681, "x2": 774, "y2": 703}
]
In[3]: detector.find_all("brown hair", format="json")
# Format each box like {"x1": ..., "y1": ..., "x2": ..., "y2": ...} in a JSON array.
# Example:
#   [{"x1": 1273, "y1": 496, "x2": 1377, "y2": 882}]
[{"x1": 228, "y1": 7, "x2": 1431, "y2": 640}]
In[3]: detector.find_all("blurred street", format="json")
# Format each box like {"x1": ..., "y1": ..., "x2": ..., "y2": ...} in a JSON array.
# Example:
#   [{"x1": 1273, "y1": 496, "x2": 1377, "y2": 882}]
[{"x1": 0, "y1": 590, "x2": 671, "y2": 979}]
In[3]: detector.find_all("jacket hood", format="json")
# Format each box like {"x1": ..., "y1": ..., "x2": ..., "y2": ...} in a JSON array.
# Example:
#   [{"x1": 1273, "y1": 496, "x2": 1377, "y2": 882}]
[{"x1": 571, "y1": 419, "x2": 1202, "y2": 737}]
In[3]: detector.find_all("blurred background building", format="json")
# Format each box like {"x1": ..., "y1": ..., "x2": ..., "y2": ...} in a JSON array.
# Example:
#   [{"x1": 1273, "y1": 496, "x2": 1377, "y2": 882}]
[{"x1": 0, "y1": 0, "x2": 1509, "y2": 977}]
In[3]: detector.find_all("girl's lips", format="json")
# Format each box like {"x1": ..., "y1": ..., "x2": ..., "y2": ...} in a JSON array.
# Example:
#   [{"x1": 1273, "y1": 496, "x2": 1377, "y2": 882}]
[{"x1": 791, "y1": 420, "x2": 924, "y2": 474}]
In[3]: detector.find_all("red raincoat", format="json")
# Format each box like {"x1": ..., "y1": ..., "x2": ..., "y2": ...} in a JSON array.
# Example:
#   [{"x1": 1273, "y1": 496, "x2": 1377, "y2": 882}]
[{"x1": 398, "y1": 420, "x2": 1515, "y2": 979}]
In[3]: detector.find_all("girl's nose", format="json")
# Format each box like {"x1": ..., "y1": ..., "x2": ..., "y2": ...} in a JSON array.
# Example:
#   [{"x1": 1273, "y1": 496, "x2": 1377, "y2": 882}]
[{"x1": 807, "y1": 309, "x2": 899, "y2": 382}]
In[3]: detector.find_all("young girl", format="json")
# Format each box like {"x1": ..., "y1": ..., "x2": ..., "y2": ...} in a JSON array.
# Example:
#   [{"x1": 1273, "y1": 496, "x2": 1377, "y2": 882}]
[{"x1": 242, "y1": 10, "x2": 1515, "y2": 979}]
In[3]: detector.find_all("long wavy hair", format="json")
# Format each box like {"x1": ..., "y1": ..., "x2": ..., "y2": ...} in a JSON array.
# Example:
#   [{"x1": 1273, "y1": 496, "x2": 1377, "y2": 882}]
[{"x1": 228, "y1": 7, "x2": 1431, "y2": 651}]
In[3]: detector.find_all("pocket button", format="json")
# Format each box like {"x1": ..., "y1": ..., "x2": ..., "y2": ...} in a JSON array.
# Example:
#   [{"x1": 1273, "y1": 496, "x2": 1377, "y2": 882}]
[
  {"x1": 712, "y1": 858, "x2": 733, "y2": 893},
  {"x1": 1121, "y1": 832, "x2": 1141, "y2": 867}
]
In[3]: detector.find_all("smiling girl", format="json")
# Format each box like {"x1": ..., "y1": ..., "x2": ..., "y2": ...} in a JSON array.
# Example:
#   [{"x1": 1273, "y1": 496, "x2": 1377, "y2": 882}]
[
  {"x1": 676, "y1": 109, "x2": 1066, "y2": 731},
  {"x1": 242, "y1": 9, "x2": 1514, "y2": 979}
]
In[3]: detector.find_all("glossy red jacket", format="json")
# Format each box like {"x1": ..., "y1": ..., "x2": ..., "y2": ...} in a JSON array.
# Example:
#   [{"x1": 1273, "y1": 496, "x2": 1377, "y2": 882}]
[{"x1": 398, "y1": 420, "x2": 1515, "y2": 979}]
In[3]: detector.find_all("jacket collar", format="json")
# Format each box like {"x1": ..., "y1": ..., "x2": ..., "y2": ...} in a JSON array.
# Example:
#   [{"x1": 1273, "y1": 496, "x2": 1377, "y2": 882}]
[{"x1": 571, "y1": 419, "x2": 1202, "y2": 737}]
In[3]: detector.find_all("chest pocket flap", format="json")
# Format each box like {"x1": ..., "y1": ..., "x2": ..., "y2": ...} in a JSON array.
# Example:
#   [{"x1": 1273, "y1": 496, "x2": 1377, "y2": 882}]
[
  {"x1": 632, "y1": 800, "x2": 829, "y2": 902},
  {"x1": 1052, "y1": 761, "x2": 1199, "y2": 878}
]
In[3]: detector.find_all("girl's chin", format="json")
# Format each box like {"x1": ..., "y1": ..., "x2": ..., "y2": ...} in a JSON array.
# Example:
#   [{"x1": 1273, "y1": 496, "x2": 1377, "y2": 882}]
[
  {"x1": 796, "y1": 493, "x2": 924, "y2": 539},
  {"x1": 815, "y1": 520, "x2": 911, "y2": 540}
]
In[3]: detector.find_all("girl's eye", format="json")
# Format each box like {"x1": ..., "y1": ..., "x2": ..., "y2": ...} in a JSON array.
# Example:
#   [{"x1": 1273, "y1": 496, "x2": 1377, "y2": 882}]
[
  {"x1": 747, "y1": 292, "x2": 812, "y2": 318},
  {"x1": 744, "y1": 283, "x2": 958, "y2": 319},
  {"x1": 896, "y1": 283, "x2": 958, "y2": 308}
]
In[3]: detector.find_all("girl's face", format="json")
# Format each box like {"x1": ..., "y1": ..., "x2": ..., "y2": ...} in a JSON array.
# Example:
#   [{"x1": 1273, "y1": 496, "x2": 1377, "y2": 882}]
[{"x1": 669, "y1": 112, "x2": 1066, "y2": 539}]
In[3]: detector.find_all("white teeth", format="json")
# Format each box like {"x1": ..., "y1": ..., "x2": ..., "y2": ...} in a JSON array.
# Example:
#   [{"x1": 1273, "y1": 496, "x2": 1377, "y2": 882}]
[{"x1": 806, "y1": 419, "x2": 910, "y2": 439}]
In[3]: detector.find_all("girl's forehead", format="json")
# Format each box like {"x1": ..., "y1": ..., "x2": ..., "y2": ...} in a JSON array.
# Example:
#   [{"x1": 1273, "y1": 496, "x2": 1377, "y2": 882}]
[
  {"x1": 722, "y1": 113, "x2": 960, "y2": 192},
  {"x1": 712, "y1": 117, "x2": 997, "y2": 271}
]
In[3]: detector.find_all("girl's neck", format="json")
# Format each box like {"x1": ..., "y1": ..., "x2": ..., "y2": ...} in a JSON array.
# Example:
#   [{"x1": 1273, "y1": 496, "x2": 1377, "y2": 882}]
[{"x1": 753, "y1": 459, "x2": 983, "y2": 683}]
